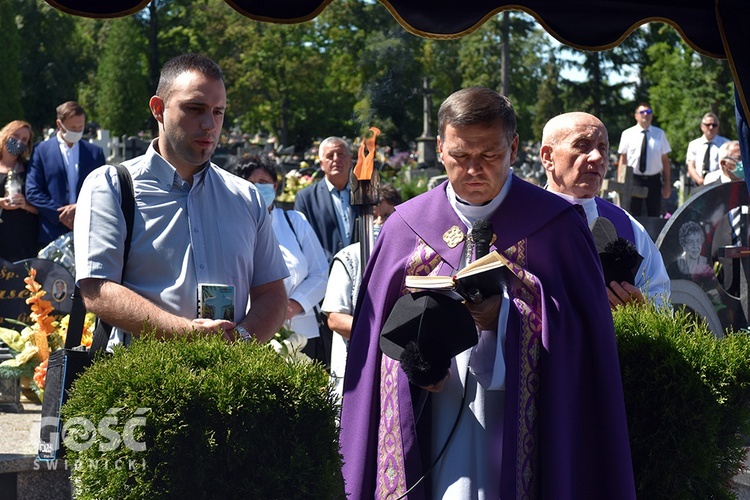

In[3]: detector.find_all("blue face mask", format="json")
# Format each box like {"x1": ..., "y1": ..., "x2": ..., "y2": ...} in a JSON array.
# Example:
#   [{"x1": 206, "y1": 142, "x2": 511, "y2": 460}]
[
  {"x1": 255, "y1": 183, "x2": 276, "y2": 207},
  {"x1": 733, "y1": 161, "x2": 744, "y2": 179}
]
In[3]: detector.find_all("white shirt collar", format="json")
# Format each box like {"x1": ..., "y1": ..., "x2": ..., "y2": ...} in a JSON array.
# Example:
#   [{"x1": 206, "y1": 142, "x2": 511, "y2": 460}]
[
  {"x1": 324, "y1": 176, "x2": 348, "y2": 193},
  {"x1": 548, "y1": 190, "x2": 598, "y2": 228},
  {"x1": 446, "y1": 171, "x2": 513, "y2": 229}
]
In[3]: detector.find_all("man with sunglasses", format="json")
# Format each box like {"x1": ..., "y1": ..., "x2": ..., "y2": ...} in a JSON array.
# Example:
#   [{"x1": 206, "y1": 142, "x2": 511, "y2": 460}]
[
  {"x1": 686, "y1": 112, "x2": 729, "y2": 188},
  {"x1": 617, "y1": 103, "x2": 672, "y2": 217}
]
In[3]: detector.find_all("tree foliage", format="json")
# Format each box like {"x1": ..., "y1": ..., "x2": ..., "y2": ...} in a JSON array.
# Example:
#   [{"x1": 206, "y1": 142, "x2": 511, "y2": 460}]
[
  {"x1": 645, "y1": 38, "x2": 735, "y2": 164},
  {"x1": 94, "y1": 17, "x2": 151, "y2": 137},
  {"x1": 458, "y1": 14, "x2": 549, "y2": 141},
  {"x1": 0, "y1": 0, "x2": 23, "y2": 125},
  {"x1": 532, "y1": 55, "x2": 565, "y2": 141},
  {"x1": 15, "y1": 1, "x2": 92, "y2": 134},
  {"x1": 5, "y1": 2, "x2": 737, "y2": 169}
]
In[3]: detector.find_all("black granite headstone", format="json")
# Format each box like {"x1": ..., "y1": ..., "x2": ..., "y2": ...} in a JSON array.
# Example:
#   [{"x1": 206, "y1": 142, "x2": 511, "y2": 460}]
[
  {"x1": 655, "y1": 180, "x2": 750, "y2": 336},
  {"x1": 0, "y1": 258, "x2": 75, "y2": 328}
]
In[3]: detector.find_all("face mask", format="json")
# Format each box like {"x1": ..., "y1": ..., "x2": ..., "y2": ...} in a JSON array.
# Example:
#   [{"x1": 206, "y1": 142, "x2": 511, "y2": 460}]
[
  {"x1": 255, "y1": 183, "x2": 276, "y2": 206},
  {"x1": 733, "y1": 161, "x2": 744, "y2": 179},
  {"x1": 59, "y1": 122, "x2": 83, "y2": 144},
  {"x1": 5, "y1": 137, "x2": 27, "y2": 157}
]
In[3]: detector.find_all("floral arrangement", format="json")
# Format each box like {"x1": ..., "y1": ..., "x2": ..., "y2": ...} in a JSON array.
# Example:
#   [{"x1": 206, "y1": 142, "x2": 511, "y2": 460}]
[
  {"x1": 269, "y1": 325, "x2": 310, "y2": 362},
  {"x1": 0, "y1": 268, "x2": 95, "y2": 401},
  {"x1": 276, "y1": 169, "x2": 314, "y2": 203}
]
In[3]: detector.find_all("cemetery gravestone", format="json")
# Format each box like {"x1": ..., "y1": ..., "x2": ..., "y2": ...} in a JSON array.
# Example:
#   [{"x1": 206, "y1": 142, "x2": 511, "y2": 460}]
[
  {"x1": 0, "y1": 258, "x2": 75, "y2": 328},
  {"x1": 599, "y1": 167, "x2": 648, "y2": 213},
  {"x1": 655, "y1": 180, "x2": 750, "y2": 337},
  {"x1": 0, "y1": 259, "x2": 73, "y2": 412}
]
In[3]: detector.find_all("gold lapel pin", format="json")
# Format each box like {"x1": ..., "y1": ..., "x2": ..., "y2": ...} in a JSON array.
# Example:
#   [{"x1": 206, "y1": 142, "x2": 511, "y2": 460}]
[{"x1": 442, "y1": 225, "x2": 465, "y2": 248}]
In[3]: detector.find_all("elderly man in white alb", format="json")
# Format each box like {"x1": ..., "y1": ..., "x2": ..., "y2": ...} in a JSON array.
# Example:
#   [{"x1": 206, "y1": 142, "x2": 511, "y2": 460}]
[{"x1": 543, "y1": 111, "x2": 670, "y2": 309}]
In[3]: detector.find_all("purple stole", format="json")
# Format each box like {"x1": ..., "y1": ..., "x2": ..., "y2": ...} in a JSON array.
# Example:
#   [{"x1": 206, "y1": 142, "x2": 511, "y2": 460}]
[{"x1": 595, "y1": 197, "x2": 635, "y2": 244}]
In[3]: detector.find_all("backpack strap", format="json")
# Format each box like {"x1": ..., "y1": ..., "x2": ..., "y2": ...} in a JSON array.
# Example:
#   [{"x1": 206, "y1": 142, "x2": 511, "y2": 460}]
[{"x1": 67, "y1": 164, "x2": 135, "y2": 355}]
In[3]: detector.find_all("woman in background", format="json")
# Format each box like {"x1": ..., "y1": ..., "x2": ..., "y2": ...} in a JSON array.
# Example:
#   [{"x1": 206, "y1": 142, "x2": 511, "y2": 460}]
[
  {"x1": 236, "y1": 154, "x2": 330, "y2": 364},
  {"x1": 0, "y1": 120, "x2": 39, "y2": 261}
]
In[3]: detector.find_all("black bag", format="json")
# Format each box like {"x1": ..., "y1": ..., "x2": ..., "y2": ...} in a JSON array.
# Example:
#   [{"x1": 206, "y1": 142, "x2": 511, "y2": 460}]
[{"x1": 38, "y1": 164, "x2": 135, "y2": 461}]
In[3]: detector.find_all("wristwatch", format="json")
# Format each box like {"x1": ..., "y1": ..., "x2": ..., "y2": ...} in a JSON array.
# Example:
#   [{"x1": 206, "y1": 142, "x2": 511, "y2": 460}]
[{"x1": 235, "y1": 325, "x2": 252, "y2": 342}]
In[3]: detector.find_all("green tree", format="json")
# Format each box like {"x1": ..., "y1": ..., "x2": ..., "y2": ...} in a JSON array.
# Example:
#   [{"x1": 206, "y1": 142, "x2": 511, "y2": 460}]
[
  {"x1": 16, "y1": 1, "x2": 92, "y2": 135},
  {"x1": 0, "y1": 0, "x2": 23, "y2": 125},
  {"x1": 645, "y1": 38, "x2": 735, "y2": 165},
  {"x1": 222, "y1": 20, "x2": 334, "y2": 148},
  {"x1": 354, "y1": 22, "x2": 424, "y2": 147},
  {"x1": 532, "y1": 55, "x2": 565, "y2": 141},
  {"x1": 458, "y1": 13, "x2": 550, "y2": 141},
  {"x1": 317, "y1": 0, "x2": 425, "y2": 147},
  {"x1": 95, "y1": 17, "x2": 150, "y2": 137},
  {"x1": 558, "y1": 36, "x2": 642, "y2": 140}
]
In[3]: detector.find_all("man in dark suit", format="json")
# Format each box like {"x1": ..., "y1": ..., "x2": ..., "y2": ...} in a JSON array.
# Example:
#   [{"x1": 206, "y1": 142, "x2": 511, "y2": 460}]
[
  {"x1": 294, "y1": 136, "x2": 357, "y2": 262},
  {"x1": 26, "y1": 101, "x2": 106, "y2": 246}
]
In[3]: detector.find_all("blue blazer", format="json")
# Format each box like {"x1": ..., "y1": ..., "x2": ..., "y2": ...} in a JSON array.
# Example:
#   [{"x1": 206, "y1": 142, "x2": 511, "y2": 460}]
[
  {"x1": 294, "y1": 180, "x2": 357, "y2": 262},
  {"x1": 26, "y1": 137, "x2": 106, "y2": 245}
]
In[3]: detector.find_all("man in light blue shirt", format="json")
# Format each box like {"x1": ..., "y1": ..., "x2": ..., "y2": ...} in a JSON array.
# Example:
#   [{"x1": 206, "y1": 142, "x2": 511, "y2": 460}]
[{"x1": 75, "y1": 54, "x2": 289, "y2": 345}]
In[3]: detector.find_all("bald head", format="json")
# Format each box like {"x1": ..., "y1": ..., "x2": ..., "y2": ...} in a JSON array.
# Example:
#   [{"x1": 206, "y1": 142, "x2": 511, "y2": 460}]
[{"x1": 541, "y1": 112, "x2": 610, "y2": 199}]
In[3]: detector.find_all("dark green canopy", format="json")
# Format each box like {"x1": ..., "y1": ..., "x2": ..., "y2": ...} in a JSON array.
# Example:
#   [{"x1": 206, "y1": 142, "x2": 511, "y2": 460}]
[{"x1": 43, "y1": 0, "x2": 749, "y2": 116}]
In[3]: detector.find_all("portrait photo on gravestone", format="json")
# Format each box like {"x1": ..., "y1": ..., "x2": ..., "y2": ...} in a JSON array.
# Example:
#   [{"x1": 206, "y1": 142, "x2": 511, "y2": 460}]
[{"x1": 0, "y1": 258, "x2": 74, "y2": 327}]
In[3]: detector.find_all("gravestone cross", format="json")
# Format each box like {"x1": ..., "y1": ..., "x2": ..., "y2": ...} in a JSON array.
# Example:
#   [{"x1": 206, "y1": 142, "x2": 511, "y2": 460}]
[
  {"x1": 715, "y1": 205, "x2": 750, "y2": 323},
  {"x1": 600, "y1": 167, "x2": 648, "y2": 210}
]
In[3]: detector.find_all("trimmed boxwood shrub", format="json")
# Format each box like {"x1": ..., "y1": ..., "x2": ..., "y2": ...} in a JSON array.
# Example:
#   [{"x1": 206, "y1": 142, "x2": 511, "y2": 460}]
[
  {"x1": 614, "y1": 302, "x2": 750, "y2": 499},
  {"x1": 61, "y1": 334, "x2": 343, "y2": 499}
]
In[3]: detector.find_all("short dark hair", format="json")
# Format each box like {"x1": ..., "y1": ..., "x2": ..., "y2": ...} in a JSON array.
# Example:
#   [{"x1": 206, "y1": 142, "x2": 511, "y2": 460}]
[
  {"x1": 379, "y1": 183, "x2": 402, "y2": 206},
  {"x1": 56, "y1": 101, "x2": 85, "y2": 122},
  {"x1": 156, "y1": 53, "x2": 224, "y2": 102},
  {"x1": 437, "y1": 87, "x2": 517, "y2": 144},
  {"x1": 234, "y1": 153, "x2": 278, "y2": 183}
]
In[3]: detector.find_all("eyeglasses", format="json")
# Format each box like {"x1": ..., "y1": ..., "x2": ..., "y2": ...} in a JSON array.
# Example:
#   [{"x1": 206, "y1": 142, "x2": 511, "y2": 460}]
[
  {"x1": 702, "y1": 123, "x2": 719, "y2": 128},
  {"x1": 638, "y1": 109, "x2": 653, "y2": 115}
]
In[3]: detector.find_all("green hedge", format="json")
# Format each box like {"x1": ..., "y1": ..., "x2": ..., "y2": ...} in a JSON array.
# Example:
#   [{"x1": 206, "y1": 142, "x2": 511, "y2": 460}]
[
  {"x1": 62, "y1": 334, "x2": 343, "y2": 499},
  {"x1": 614, "y1": 303, "x2": 750, "y2": 499}
]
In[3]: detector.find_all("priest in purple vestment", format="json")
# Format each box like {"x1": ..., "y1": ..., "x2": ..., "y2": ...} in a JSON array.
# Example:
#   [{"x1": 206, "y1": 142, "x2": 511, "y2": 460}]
[
  {"x1": 339, "y1": 87, "x2": 636, "y2": 499},
  {"x1": 542, "y1": 112, "x2": 670, "y2": 309}
]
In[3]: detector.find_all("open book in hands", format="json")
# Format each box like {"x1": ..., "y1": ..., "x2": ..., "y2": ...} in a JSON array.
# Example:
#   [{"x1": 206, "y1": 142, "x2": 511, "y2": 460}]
[{"x1": 404, "y1": 250, "x2": 506, "y2": 302}]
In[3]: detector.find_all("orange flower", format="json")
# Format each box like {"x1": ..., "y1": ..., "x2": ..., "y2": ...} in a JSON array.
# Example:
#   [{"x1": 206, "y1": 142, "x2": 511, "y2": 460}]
[
  {"x1": 23, "y1": 268, "x2": 56, "y2": 361},
  {"x1": 33, "y1": 358, "x2": 48, "y2": 390}
]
